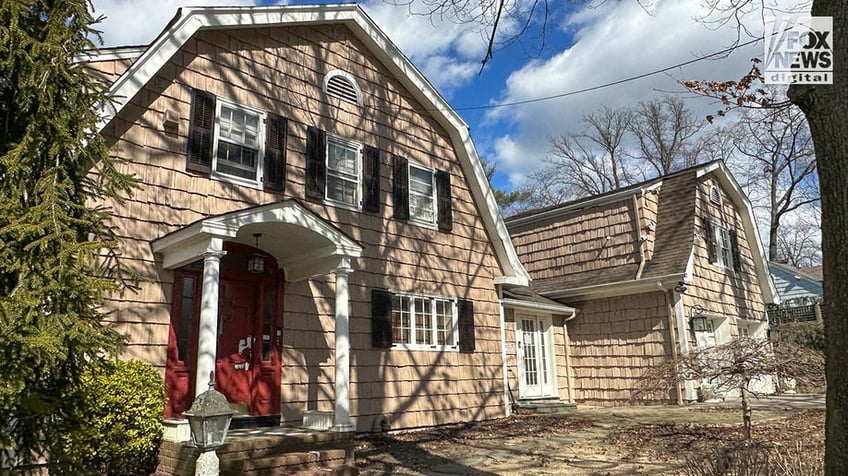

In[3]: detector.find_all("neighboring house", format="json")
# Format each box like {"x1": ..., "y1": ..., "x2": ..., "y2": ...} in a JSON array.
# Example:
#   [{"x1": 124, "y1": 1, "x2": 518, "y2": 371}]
[
  {"x1": 768, "y1": 261, "x2": 823, "y2": 323},
  {"x1": 769, "y1": 261, "x2": 823, "y2": 301},
  {"x1": 82, "y1": 4, "x2": 563, "y2": 435},
  {"x1": 506, "y1": 161, "x2": 779, "y2": 404}
]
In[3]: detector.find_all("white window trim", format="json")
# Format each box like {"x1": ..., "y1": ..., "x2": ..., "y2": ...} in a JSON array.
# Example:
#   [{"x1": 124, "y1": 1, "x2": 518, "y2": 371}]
[
  {"x1": 211, "y1": 97, "x2": 266, "y2": 190},
  {"x1": 324, "y1": 134, "x2": 362, "y2": 211},
  {"x1": 407, "y1": 161, "x2": 437, "y2": 229},
  {"x1": 390, "y1": 291, "x2": 459, "y2": 352},
  {"x1": 711, "y1": 223, "x2": 735, "y2": 270}
]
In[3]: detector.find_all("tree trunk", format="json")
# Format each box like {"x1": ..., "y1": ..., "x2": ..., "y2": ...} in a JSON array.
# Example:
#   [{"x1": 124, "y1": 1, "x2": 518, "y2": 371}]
[
  {"x1": 789, "y1": 2, "x2": 848, "y2": 473},
  {"x1": 741, "y1": 383, "x2": 752, "y2": 441}
]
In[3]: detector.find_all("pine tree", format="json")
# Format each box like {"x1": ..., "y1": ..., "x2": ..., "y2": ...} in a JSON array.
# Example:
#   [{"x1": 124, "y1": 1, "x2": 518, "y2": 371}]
[{"x1": 0, "y1": 1, "x2": 136, "y2": 470}]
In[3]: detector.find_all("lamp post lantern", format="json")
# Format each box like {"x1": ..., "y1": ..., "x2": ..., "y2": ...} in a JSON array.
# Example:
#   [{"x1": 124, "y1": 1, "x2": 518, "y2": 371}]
[{"x1": 184, "y1": 373, "x2": 234, "y2": 476}]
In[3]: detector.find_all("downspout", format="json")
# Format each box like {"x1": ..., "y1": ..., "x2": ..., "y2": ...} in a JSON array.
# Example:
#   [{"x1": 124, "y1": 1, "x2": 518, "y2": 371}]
[
  {"x1": 665, "y1": 290, "x2": 683, "y2": 405},
  {"x1": 562, "y1": 310, "x2": 578, "y2": 403},
  {"x1": 497, "y1": 285, "x2": 511, "y2": 417},
  {"x1": 672, "y1": 288, "x2": 696, "y2": 401},
  {"x1": 632, "y1": 192, "x2": 647, "y2": 280}
]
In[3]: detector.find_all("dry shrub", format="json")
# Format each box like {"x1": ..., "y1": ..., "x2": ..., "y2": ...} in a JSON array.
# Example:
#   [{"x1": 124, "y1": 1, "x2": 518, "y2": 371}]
[{"x1": 677, "y1": 442, "x2": 823, "y2": 476}]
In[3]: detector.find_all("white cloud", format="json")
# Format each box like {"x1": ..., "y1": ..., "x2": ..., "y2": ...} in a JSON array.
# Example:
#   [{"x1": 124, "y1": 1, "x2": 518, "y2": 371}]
[
  {"x1": 484, "y1": 0, "x2": 766, "y2": 186},
  {"x1": 92, "y1": 0, "x2": 262, "y2": 47}
]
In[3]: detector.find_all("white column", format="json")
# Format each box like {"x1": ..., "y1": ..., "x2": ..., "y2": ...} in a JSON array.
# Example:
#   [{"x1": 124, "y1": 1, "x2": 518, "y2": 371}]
[
  {"x1": 196, "y1": 248, "x2": 225, "y2": 397},
  {"x1": 673, "y1": 289, "x2": 697, "y2": 401},
  {"x1": 331, "y1": 258, "x2": 354, "y2": 432}
]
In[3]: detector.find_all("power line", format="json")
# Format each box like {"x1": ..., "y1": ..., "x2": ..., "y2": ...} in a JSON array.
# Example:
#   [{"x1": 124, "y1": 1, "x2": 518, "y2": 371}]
[{"x1": 453, "y1": 35, "x2": 766, "y2": 112}]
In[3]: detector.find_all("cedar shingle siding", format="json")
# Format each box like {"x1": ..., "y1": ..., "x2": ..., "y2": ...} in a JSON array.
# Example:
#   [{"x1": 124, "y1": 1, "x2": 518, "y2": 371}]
[{"x1": 97, "y1": 24, "x2": 507, "y2": 431}]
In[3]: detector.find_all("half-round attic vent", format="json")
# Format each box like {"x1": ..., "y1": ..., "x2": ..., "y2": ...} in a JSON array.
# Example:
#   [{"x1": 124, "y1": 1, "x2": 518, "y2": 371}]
[
  {"x1": 323, "y1": 70, "x2": 363, "y2": 106},
  {"x1": 709, "y1": 185, "x2": 722, "y2": 205}
]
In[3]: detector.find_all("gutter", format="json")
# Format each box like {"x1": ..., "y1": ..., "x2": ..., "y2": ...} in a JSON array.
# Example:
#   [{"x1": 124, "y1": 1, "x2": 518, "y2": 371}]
[
  {"x1": 544, "y1": 273, "x2": 685, "y2": 301},
  {"x1": 500, "y1": 298, "x2": 578, "y2": 318}
]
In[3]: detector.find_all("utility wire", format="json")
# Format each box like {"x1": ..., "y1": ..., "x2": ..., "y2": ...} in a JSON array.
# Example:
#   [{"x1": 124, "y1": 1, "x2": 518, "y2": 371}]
[{"x1": 453, "y1": 34, "x2": 766, "y2": 112}]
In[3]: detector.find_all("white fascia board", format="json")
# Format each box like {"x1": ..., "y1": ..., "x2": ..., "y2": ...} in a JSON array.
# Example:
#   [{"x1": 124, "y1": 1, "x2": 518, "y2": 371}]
[
  {"x1": 697, "y1": 162, "x2": 779, "y2": 304},
  {"x1": 74, "y1": 46, "x2": 146, "y2": 63},
  {"x1": 544, "y1": 273, "x2": 685, "y2": 301},
  {"x1": 501, "y1": 298, "x2": 577, "y2": 318}
]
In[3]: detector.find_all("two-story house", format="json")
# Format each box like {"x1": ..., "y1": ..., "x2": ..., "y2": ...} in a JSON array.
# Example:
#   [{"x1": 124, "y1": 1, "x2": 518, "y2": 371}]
[
  {"x1": 83, "y1": 4, "x2": 572, "y2": 436},
  {"x1": 506, "y1": 161, "x2": 778, "y2": 404}
]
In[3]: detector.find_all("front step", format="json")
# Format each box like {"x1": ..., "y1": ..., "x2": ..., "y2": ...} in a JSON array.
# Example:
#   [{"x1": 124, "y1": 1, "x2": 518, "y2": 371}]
[
  {"x1": 155, "y1": 429, "x2": 356, "y2": 476},
  {"x1": 515, "y1": 399, "x2": 577, "y2": 415}
]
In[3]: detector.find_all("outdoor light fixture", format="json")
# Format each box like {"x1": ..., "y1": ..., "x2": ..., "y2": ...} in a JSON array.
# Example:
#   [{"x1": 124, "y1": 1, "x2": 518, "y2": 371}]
[
  {"x1": 184, "y1": 373, "x2": 234, "y2": 452},
  {"x1": 247, "y1": 233, "x2": 265, "y2": 274},
  {"x1": 689, "y1": 304, "x2": 710, "y2": 332}
]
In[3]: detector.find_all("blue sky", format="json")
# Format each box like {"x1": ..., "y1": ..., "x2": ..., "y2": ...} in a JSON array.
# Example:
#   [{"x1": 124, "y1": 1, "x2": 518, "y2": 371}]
[{"x1": 91, "y1": 0, "x2": 768, "y2": 192}]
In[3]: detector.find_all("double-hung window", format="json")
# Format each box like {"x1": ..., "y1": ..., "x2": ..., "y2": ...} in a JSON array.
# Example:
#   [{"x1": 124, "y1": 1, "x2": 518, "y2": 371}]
[
  {"x1": 391, "y1": 294, "x2": 457, "y2": 350},
  {"x1": 715, "y1": 226, "x2": 734, "y2": 269},
  {"x1": 187, "y1": 89, "x2": 288, "y2": 191},
  {"x1": 213, "y1": 100, "x2": 264, "y2": 183},
  {"x1": 408, "y1": 164, "x2": 436, "y2": 225},
  {"x1": 325, "y1": 135, "x2": 362, "y2": 207},
  {"x1": 702, "y1": 216, "x2": 741, "y2": 272}
]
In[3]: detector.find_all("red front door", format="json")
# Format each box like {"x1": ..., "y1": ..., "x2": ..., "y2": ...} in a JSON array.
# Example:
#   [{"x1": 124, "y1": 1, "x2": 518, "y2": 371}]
[
  {"x1": 165, "y1": 246, "x2": 282, "y2": 418},
  {"x1": 216, "y1": 271, "x2": 283, "y2": 416},
  {"x1": 216, "y1": 279, "x2": 256, "y2": 412}
]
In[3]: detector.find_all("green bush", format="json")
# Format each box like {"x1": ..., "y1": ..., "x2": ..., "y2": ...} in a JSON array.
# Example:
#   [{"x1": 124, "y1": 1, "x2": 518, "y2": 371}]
[
  {"x1": 780, "y1": 321, "x2": 825, "y2": 352},
  {"x1": 52, "y1": 359, "x2": 166, "y2": 475}
]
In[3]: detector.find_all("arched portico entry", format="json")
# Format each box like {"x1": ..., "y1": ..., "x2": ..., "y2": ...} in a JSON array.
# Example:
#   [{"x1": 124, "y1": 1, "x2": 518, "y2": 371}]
[{"x1": 153, "y1": 200, "x2": 362, "y2": 431}]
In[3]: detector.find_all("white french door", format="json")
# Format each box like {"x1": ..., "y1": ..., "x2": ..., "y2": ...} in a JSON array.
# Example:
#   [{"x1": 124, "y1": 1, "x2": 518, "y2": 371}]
[{"x1": 516, "y1": 314, "x2": 556, "y2": 399}]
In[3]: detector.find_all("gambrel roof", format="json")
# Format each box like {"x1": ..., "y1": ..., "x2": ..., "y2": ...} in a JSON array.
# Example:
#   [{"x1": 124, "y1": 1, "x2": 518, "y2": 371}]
[
  {"x1": 506, "y1": 161, "x2": 777, "y2": 303},
  {"x1": 87, "y1": 4, "x2": 530, "y2": 286}
]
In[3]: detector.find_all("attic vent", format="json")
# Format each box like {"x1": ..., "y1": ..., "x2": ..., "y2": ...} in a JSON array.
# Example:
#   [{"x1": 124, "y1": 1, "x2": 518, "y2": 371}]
[
  {"x1": 323, "y1": 70, "x2": 363, "y2": 106},
  {"x1": 709, "y1": 185, "x2": 722, "y2": 205}
]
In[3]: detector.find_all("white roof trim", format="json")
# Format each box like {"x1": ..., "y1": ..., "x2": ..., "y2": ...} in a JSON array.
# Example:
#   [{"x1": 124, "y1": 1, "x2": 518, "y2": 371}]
[
  {"x1": 98, "y1": 4, "x2": 529, "y2": 286},
  {"x1": 75, "y1": 46, "x2": 146, "y2": 63},
  {"x1": 544, "y1": 273, "x2": 685, "y2": 301},
  {"x1": 152, "y1": 200, "x2": 362, "y2": 273},
  {"x1": 501, "y1": 298, "x2": 577, "y2": 318},
  {"x1": 696, "y1": 161, "x2": 778, "y2": 304}
]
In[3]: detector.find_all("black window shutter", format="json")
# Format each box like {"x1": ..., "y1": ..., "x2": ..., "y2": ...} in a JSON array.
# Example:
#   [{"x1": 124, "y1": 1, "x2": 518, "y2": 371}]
[
  {"x1": 371, "y1": 289, "x2": 393, "y2": 348},
  {"x1": 362, "y1": 146, "x2": 381, "y2": 213},
  {"x1": 703, "y1": 216, "x2": 716, "y2": 263},
  {"x1": 458, "y1": 299, "x2": 475, "y2": 353},
  {"x1": 187, "y1": 89, "x2": 216, "y2": 174},
  {"x1": 436, "y1": 169, "x2": 453, "y2": 232},
  {"x1": 305, "y1": 126, "x2": 326, "y2": 202},
  {"x1": 729, "y1": 229, "x2": 742, "y2": 271},
  {"x1": 264, "y1": 114, "x2": 287, "y2": 192},
  {"x1": 392, "y1": 156, "x2": 409, "y2": 220}
]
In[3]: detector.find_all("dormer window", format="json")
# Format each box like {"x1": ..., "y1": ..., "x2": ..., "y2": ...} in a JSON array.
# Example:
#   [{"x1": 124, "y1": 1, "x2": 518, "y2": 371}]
[{"x1": 323, "y1": 70, "x2": 363, "y2": 106}]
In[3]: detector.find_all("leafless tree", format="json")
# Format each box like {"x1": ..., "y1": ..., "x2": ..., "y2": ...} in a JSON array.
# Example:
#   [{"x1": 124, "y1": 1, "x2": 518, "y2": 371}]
[
  {"x1": 514, "y1": 106, "x2": 635, "y2": 207},
  {"x1": 727, "y1": 105, "x2": 819, "y2": 262},
  {"x1": 629, "y1": 97, "x2": 706, "y2": 176},
  {"x1": 777, "y1": 210, "x2": 822, "y2": 267},
  {"x1": 635, "y1": 338, "x2": 825, "y2": 441}
]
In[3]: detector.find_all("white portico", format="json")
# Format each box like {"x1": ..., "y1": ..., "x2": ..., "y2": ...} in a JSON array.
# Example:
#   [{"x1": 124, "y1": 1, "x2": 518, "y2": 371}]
[{"x1": 152, "y1": 200, "x2": 362, "y2": 431}]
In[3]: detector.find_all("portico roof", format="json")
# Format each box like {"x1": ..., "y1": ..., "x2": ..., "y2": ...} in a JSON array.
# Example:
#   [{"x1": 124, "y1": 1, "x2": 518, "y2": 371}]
[{"x1": 152, "y1": 199, "x2": 363, "y2": 281}]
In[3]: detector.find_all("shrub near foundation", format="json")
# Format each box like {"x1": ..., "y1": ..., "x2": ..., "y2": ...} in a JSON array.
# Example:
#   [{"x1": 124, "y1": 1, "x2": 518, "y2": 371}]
[{"x1": 54, "y1": 360, "x2": 166, "y2": 475}]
